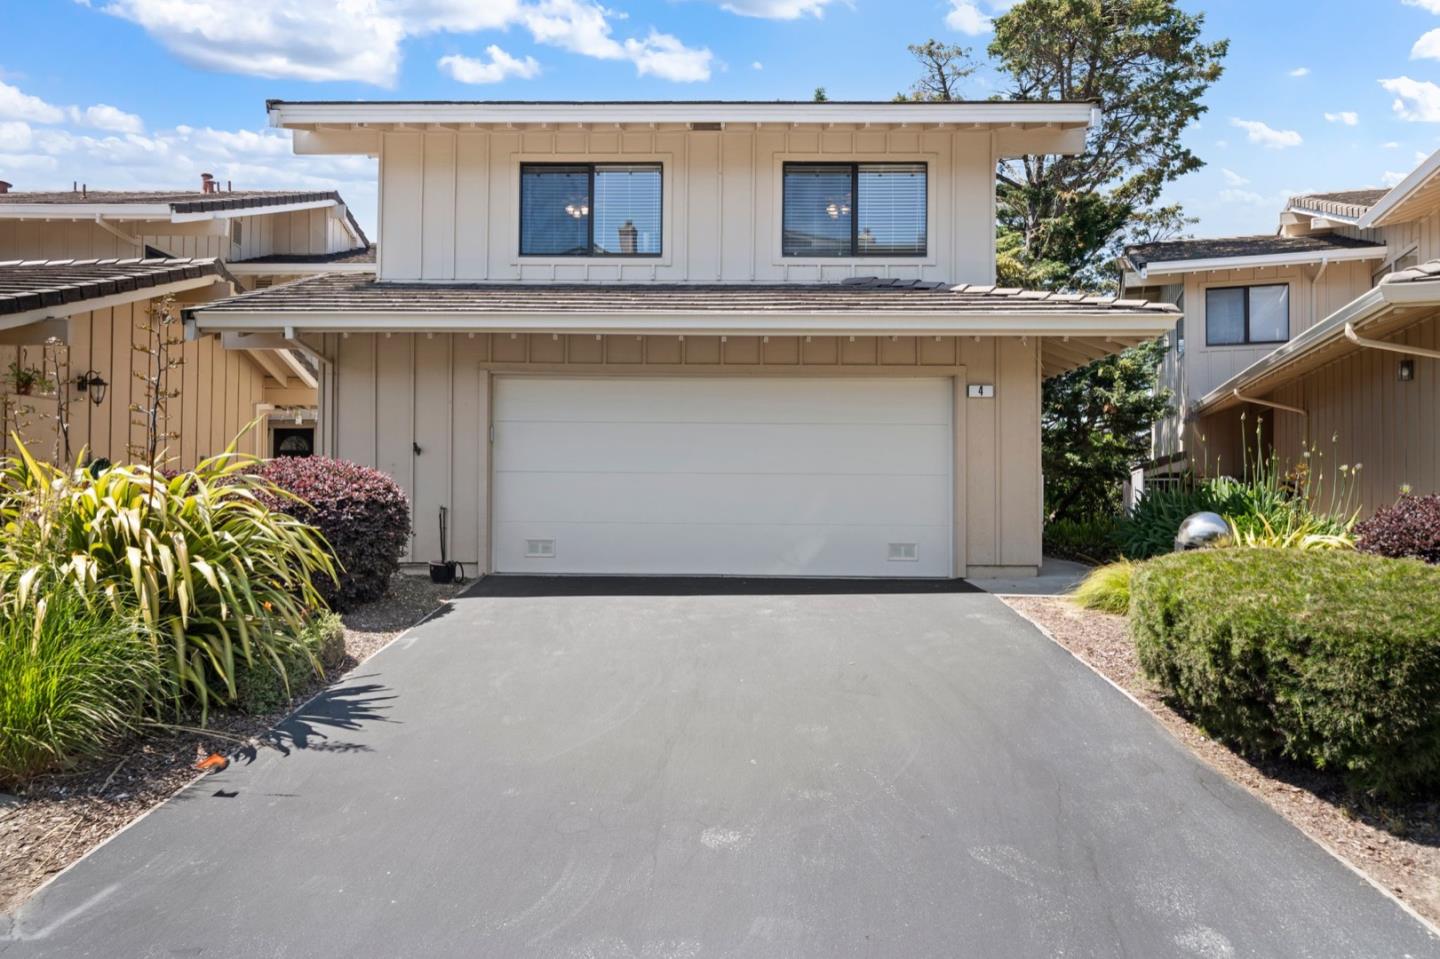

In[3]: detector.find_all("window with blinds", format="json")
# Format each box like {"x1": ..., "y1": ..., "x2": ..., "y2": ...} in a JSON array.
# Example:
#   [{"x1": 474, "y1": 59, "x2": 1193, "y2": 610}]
[
  {"x1": 782, "y1": 162, "x2": 927, "y2": 257},
  {"x1": 1205, "y1": 284, "x2": 1289, "y2": 346},
  {"x1": 520, "y1": 163, "x2": 662, "y2": 257}
]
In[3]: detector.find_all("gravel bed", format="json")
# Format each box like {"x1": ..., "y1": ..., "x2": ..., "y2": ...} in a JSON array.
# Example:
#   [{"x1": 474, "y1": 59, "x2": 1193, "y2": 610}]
[
  {"x1": 0, "y1": 573, "x2": 462, "y2": 916},
  {"x1": 1005, "y1": 595, "x2": 1440, "y2": 930}
]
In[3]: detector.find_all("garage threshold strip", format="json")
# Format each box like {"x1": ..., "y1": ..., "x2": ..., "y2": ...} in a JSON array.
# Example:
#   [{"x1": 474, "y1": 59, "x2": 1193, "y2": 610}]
[
  {"x1": 999, "y1": 595, "x2": 1440, "y2": 942},
  {"x1": 1, "y1": 581, "x2": 468, "y2": 926}
]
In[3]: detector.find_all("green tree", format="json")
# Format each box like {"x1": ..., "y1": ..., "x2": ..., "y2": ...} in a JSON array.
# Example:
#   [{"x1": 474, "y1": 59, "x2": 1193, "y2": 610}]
[
  {"x1": 988, "y1": 0, "x2": 1227, "y2": 289},
  {"x1": 1044, "y1": 338, "x2": 1173, "y2": 523},
  {"x1": 895, "y1": 41, "x2": 978, "y2": 101},
  {"x1": 812, "y1": 86, "x2": 829, "y2": 102}
]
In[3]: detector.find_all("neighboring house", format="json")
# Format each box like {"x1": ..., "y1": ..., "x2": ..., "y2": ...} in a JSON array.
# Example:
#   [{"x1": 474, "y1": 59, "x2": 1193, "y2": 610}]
[
  {"x1": 190, "y1": 100, "x2": 1177, "y2": 579},
  {"x1": 1121, "y1": 157, "x2": 1440, "y2": 515},
  {"x1": 0, "y1": 179, "x2": 372, "y2": 463}
]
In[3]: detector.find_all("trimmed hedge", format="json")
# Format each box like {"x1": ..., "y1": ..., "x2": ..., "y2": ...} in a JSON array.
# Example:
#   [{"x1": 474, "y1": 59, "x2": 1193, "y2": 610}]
[
  {"x1": 256, "y1": 457, "x2": 411, "y2": 610},
  {"x1": 1132, "y1": 549, "x2": 1440, "y2": 798},
  {"x1": 1357, "y1": 494, "x2": 1440, "y2": 565},
  {"x1": 233, "y1": 613, "x2": 347, "y2": 715}
]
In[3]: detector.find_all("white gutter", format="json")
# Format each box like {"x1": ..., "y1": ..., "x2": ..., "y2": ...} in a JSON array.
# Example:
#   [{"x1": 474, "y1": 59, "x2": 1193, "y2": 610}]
[
  {"x1": 1284, "y1": 206, "x2": 1363, "y2": 226},
  {"x1": 1344, "y1": 322, "x2": 1440, "y2": 361},
  {"x1": 225, "y1": 260, "x2": 374, "y2": 277},
  {"x1": 1131, "y1": 245, "x2": 1386, "y2": 279},
  {"x1": 0, "y1": 198, "x2": 337, "y2": 224},
  {"x1": 168, "y1": 199, "x2": 336, "y2": 223},
  {"x1": 1230, "y1": 389, "x2": 1305, "y2": 416},
  {"x1": 190, "y1": 309, "x2": 1178, "y2": 339},
  {"x1": 269, "y1": 100, "x2": 1098, "y2": 129}
]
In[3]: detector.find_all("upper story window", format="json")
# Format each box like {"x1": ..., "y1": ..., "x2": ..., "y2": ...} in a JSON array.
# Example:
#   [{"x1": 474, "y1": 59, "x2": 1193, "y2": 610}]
[
  {"x1": 1373, "y1": 250, "x2": 1418, "y2": 287},
  {"x1": 520, "y1": 163, "x2": 662, "y2": 257},
  {"x1": 782, "y1": 162, "x2": 927, "y2": 258},
  {"x1": 1205, "y1": 284, "x2": 1289, "y2": 346}
]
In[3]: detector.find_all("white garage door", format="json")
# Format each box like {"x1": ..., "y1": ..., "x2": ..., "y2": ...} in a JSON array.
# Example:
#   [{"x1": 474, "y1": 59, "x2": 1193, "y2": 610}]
[{"x1": 492, "y1": 376, "x2": 954, "y2": 577}]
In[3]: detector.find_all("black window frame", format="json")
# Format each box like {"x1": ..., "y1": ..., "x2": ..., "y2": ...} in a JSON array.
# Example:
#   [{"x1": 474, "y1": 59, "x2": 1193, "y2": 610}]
[
  {"x1": 1204, "y1": 283, "x2": 1290, "y2": 347},
  {"x1": 518, "y1": 162, "x2": 663, "y2": 258},
  {"x1": 781, "y1": 161, "x2": 928, "y2": 258}
]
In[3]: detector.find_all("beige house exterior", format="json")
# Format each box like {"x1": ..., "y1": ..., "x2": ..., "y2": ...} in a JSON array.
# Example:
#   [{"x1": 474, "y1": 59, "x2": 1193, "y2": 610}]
[
  {"x1": 193, "y1": 101, "x2": 1177, "y2": 579},
  {"x1": 0, "y1": 185, "x2": 371, "y2": 465},
  {"x1": 1122, "y1": 152, "x2": 1440, "y2": 515}
]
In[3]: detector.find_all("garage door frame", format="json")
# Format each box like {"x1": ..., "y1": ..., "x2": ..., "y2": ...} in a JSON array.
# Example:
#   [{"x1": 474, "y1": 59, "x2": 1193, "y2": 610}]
[{"x1": 480, "y1": 367, "x2": 969, "y2": 579}]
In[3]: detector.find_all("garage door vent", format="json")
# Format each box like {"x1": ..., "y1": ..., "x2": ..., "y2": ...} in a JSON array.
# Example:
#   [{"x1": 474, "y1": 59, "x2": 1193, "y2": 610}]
[
  {"x1": 887, "y1": 543, "x2": 919, "y2": 562},
  {"x1": 525, "y1": 539, "x2": 556, "y2": 559}
]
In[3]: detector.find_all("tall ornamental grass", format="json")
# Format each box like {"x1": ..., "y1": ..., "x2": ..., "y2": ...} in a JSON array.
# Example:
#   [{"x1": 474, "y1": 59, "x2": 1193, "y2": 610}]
[
  {"x1": 0, "y1": 595, "x2": 159, "y2": 787},
  {"x1": 0, "y1": 440, "x2": 338, "y2": 717}
]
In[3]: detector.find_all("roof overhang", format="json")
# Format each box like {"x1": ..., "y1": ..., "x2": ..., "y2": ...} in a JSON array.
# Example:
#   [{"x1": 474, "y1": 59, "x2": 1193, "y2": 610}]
[
  {"x1": 1359, "y1": 149, "x2": 1440, "y2": 229},
  {"x1": 0, "y1": 198, "x2": 339, "y2": 224},
  {"x1": 1193, "y1": 279, "x2": 1440, "y2": 416},
  {"x1": 226, "y1": 260, "x2": 376, "y2": 277},
  {"x1": 1123, "y1": 245, "x2": 1388, "y2": 282},
  {"x1": 0, "y1": 274, "x2": 223, "y2": 333},
  {"x1": 273, "y1": 100, "x2": 1099, "y2": 159}
]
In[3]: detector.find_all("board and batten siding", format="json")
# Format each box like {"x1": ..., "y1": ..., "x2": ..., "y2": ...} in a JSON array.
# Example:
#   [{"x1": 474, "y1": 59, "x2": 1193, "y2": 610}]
[
  {"x1": 312, "y1": 332, "x2": 1043, "y2": 577},
  {"x1": 0, "y1": 302, "x2": 267, "y2": 469},
  {"x1": 375, "y1": 128, "x2": 998, "y2": 285}
]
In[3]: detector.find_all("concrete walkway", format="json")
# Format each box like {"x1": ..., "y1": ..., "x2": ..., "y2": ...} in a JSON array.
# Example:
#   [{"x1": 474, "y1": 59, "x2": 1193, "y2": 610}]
[{"x1": 2, "y1": 579, "x2": 1436, "y2": 957}]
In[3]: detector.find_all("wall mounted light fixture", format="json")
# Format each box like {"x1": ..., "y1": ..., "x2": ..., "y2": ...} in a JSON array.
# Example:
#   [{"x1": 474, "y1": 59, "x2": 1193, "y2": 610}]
[{"x1": 75, "y1": 370, "x2": 108, "y2": 406}]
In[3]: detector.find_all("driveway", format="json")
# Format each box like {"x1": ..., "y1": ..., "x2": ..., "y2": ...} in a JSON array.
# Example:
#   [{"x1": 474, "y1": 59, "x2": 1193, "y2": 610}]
[{"x1": 3, "y1": 580, "x2": 1437, "y2": 958}]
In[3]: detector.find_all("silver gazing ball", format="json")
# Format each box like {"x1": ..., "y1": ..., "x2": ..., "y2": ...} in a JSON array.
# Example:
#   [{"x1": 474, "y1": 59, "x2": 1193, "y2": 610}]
[{"x1": 1174, "y1": 511, "x2": 1232, "y2": 553}]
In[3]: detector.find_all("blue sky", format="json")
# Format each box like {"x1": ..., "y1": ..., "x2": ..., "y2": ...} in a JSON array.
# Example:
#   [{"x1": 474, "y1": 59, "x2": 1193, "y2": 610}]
[{"x1": 3, "y1": 0, "x2": 1440, "y2": 240}]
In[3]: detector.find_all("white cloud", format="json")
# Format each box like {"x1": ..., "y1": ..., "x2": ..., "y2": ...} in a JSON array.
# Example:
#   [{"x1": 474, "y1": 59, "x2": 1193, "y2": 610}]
[
  {"x1": 1231, "y1": 118, "x2": 1303, "y2": 149},
  {"x1": 751, "y1": 61, "x2": 763, "y2": 70},
  {"x1": 1219, "y1": 188, "x2": 1266, "y2": 206},
  {"x1": 0, "y1": 121, "x2": 34, "y2": 152},
  {"x1": 1384, "y1": 141, "x2": 1402, "y2": 149},
  {"x1": 0, "y1": 80, "x2": 66, "y2": 124},
  {"x1": 715, "y1": 0, "x2": 837, "y2": 18},
  {"x1": 624, "y1": 30, "x2": 713, "y2": 83},
  {"x1": 68, "y1": 104, "x2": 145, "y2": 134},
  {"x1": 1324, "y1": 111, "x2": 1359, "y2": 126},
  {"x1": 1413, "y1": 28, "x2": 1440, "y2": 60},
  {"x1": 438, "y1": 46, "x2": 541, "y2": 83},
  {"x1": 1221, "y1": 168, "x2": 1249, "y2": 187},
  {"x1": 1404, "y1": 0, "x2": 1440, "y2": 13},
  {"x1": 1289, "y1": 67, "x2": 1310, "y2": 77},
  {"x1": 946, "y1": 0, "x2": 992, "y2": 34},
  {"x1": 1382, "y1": 170, "x2": 1410, "y2": 187},
  {"x1": 92, "y1": 0, "x2": 710, "y2": 85},
  {"x1": 1381, "y1": 76, "x2": 1440, "y2": 121}
]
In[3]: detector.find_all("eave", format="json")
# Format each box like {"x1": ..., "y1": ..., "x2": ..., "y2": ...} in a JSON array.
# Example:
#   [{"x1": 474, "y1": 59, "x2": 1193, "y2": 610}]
[{"x1": 1126, "y1": 245, "x2": 1388, "y2": 281}]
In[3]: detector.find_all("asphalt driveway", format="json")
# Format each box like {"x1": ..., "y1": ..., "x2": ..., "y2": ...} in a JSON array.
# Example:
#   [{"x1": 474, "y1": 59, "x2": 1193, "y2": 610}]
[{"x1": 3, "y1": 579, "x2": 1437, "y2": 958}]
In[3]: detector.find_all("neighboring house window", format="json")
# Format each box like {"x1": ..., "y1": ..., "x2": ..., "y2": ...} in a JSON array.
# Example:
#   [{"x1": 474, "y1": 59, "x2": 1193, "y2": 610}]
[
  {"x1": 782, "y1": 162, "x2": 927, "y2": 257},
  {"x1": 1205, "y1": 284, "x2": 1289, "y2": 346},
  {"x1": 231, "y1": 220, "x2": 243, "y2": 247},
  {"x1": 1174, "y1": 316, "x2": 1185, "y2": 357},
  {"x1": 1374, "y1": 250, "x2": 1419, "y2": 287},
  {"x1": 520, "y1": 163, "x2": 662, "y2": 257}
]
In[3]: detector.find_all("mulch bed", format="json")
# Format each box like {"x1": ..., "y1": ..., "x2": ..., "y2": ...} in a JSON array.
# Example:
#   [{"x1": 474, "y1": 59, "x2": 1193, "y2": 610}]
[
  {"x1": 1004, "y1": 595, "x2": 1440, "y2": 930},
  {"x1": 0, "y1": 574, "x2": 462, "y2": 916}
]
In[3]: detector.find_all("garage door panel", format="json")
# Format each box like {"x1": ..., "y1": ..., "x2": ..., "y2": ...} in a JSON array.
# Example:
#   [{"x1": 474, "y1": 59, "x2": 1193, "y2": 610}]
[
  {"x1": 496, "y1": 376, "x2": 950, "y2": 426},
  {"x1": 495, "y1": 422, "x2": 952, "y2": 476},
  {"x1": 492, "y1": 376, "x2": 954, "y2": 577},
  {"x1": 492, "y1": 521, "x2": 952, "y2": 577},
  {"x1": 494, "y1": 471, "x2": 952, "y2": 527}
]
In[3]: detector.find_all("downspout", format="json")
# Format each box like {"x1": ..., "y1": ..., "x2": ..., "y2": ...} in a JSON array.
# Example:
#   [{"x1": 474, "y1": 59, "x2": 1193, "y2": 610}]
[
  {"x1": 1311, "y1": 258, "x2": 1329, "y2": 329},
  {"x1": 1344, "y1": 322, "x2": 1440, "y2": 360},
  {"x1": 1231, "y1": 389, "x2": 1306, "y2": 416}
]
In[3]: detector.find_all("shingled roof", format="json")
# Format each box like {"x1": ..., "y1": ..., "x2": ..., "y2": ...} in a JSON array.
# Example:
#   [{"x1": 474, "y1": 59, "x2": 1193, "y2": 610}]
[
  {"x1": 193, "y1": 273, "x2": 1179, "y2": 317},
  {"x1": 1285, "y1": 189, "x2": 1390, "y2": 220},
  {"x1": 0, "y1": 257, "x2": 227, "y2": 318},
  {"x1": 1124, "y1": 233, "x2": 1384, "y2": 271}
]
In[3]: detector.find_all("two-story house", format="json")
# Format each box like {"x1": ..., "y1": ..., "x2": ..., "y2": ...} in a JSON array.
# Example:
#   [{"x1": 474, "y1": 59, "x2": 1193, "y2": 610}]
[
  {"x1": 189, "y1": 100, "x2": 1177, "y2": 579},
  {"x1": 0, "y1": 179, "x2": 371, "y2": 464},
  {"x1": 1122, "y1": 147, "x2": 1440, "y2": 515}
]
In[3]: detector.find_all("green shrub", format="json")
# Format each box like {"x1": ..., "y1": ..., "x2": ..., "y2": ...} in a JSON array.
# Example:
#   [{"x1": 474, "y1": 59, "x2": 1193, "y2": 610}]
[
  {"x1": 0, "y1": 596, "x2": 159, "y2": 786},
  {"x1": 1044, "y1": 516, "x2": 1122, "y2": 564},
  {"x1": 1132, "y1": 549, "x2": 1440, "y2": 798},
  {"x1": 1073, "y1": 560, "x2": 1134, "y2": 614},
  {"x1": 1117, "y1": 483, "x2": 1218, "y2": 559},
  {"x1": 0, "y1": 441, "x2": 338, "y2": 717},
  {"x1": 233, "y1": 613, "x2": 346, "y2": 715}
]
